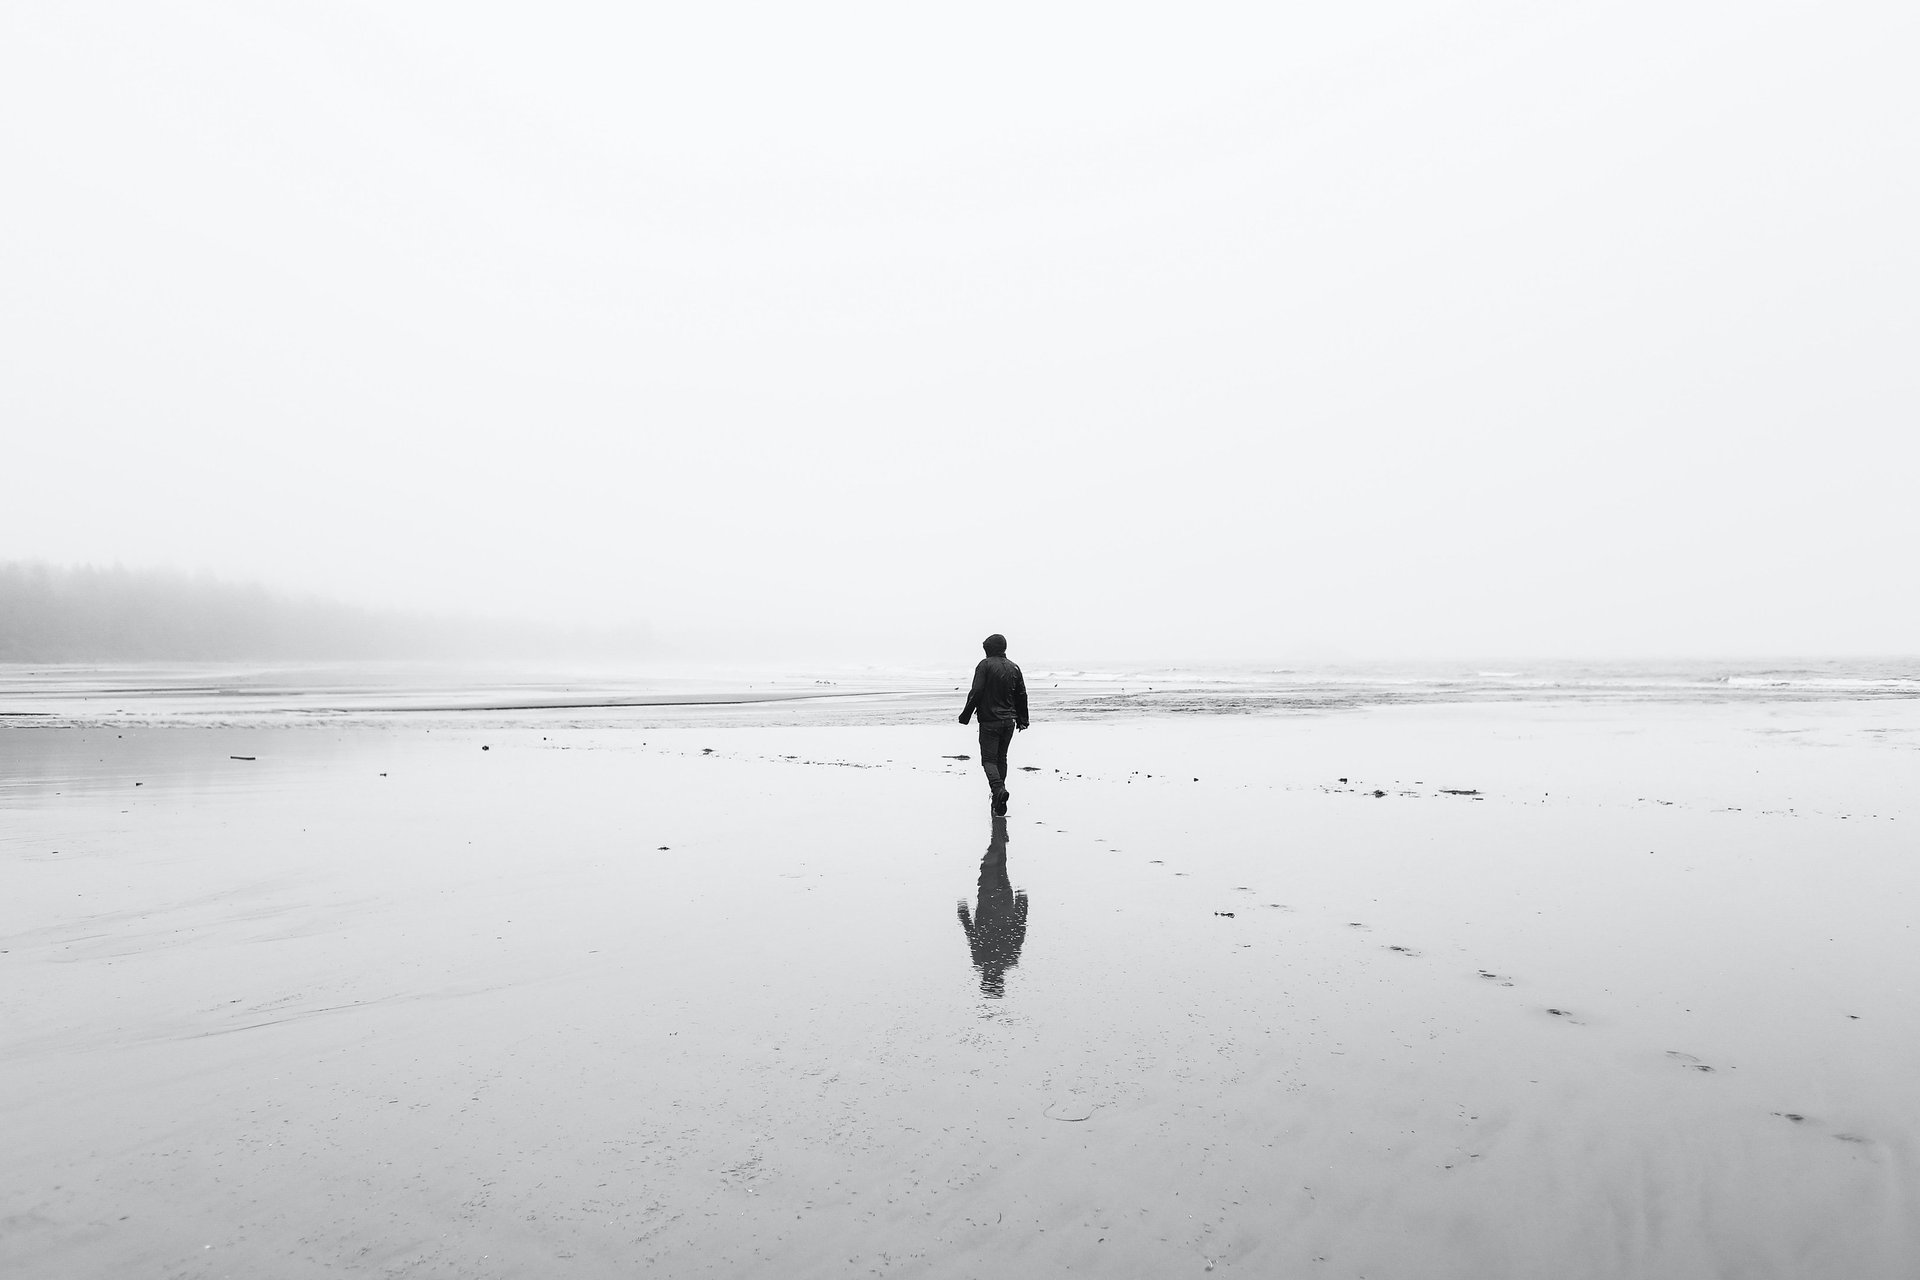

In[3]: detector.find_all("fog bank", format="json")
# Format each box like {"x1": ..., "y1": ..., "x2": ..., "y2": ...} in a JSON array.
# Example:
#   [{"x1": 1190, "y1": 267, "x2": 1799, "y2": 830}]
[
  {"x1": 4, "y1": 6, "x2": 1916, "y2": 659},
  {"x1": 0, "y1": 562, "x2": 655, "y2": 663}
]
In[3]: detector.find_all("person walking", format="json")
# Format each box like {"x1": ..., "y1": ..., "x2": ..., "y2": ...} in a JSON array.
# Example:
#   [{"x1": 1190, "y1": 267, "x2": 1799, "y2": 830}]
[{"x1": 958, "y1": 633, "x2": 1028, "y2": 814}]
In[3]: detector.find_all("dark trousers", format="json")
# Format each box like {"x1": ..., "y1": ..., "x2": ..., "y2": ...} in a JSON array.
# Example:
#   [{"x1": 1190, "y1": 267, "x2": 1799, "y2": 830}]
[{"x1": 978, "y1": 721, "x2": 1015, "y2": 795}]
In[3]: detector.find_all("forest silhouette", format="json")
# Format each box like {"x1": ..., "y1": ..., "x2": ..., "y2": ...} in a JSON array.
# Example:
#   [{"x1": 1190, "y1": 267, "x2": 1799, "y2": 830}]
[{"x1": 0, "y1": 562, "x2": 654, "y2": 662}]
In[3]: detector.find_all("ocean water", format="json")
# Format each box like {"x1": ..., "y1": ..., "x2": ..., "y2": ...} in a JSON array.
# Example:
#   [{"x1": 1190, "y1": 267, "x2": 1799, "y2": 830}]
[{"x1": 1, "y1": 656, "x2": 1916, "y2": 730}]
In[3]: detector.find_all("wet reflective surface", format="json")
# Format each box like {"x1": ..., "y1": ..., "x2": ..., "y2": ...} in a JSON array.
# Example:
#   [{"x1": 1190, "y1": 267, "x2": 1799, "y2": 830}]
[
  {"x1": 958, "y1": 813, "x2": 1028, "y2": 999},
  {"x1": 5, "y1": 700, "x2": 1919, "y2": 1277}
]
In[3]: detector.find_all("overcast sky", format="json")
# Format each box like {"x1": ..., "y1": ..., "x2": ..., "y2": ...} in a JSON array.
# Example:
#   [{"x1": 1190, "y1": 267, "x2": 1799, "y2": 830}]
[{"x1": 3, "y1": 3, "x2": 1914, "y2": 662}]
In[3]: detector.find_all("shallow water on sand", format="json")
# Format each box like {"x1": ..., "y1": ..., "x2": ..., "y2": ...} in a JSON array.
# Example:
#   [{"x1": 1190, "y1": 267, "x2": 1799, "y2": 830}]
[
  {"x1": 3, "y1": 695, "x2": 1918, "y2": 1277},
  {"x1": 5, "y1": 655, "x2": 1919, "y2": 730}
]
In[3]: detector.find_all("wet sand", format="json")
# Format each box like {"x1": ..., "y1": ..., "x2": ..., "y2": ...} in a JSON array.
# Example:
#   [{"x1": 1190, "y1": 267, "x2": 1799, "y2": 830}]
[{"x1": 3, "y1": 698, "x2": 1917, "y2": 1277}]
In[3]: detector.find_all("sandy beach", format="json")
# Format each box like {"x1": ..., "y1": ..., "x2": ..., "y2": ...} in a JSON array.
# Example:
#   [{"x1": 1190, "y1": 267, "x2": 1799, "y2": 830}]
[{"x1": 3, "y1": 671, "x2": 1917, "y2": 1278}]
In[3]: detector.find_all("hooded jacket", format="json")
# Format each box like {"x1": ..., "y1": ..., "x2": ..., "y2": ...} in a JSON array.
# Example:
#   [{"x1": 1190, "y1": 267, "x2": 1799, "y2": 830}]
[{"x1": 960, "y1": 655, "x2": 1029, "y2": 729}]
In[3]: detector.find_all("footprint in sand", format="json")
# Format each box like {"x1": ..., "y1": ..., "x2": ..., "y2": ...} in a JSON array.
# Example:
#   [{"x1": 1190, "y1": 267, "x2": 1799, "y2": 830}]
[
  {"x1": 1773, "y1": 1112, "x2": 1808, "y2": 1124},
  {"x1": 1545, "y1": 1007, "x2": 1585, "y2": 1024},
  {"x1": 1477, "y1": 970, "x2": 1515, "y2": 987},
  {"x1": 1386, "y1": 945, "x2": 1421, "y2": 957},
  {"x1": 1665, "y1": 1051, "x2": 1715, "y2": 1072}
]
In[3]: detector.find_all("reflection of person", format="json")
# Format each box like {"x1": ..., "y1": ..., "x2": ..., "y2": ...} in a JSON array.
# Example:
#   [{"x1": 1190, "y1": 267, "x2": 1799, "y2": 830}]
[
  {"x1": 957, "y1": 812, "x2": 1029, "y2": 998},
  {"x1": 958, "y1": 633, "x2": 1029, "y2": 815}
]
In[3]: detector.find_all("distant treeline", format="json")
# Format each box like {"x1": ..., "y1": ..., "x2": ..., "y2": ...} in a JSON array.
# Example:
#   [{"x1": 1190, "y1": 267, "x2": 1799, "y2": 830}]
[{"x1": 0, "y1": 562, "x2": 654, "y2": 662}]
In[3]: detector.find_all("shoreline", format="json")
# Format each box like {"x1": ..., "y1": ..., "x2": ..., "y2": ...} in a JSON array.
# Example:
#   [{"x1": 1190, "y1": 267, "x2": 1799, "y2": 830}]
[{"x1": 4, "y1": 656, "x2": 1920, "y2": 736}]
